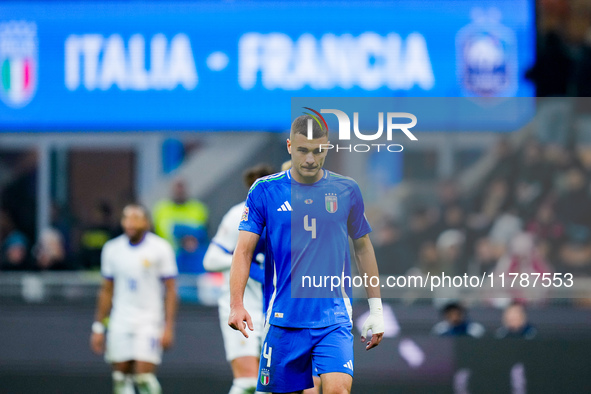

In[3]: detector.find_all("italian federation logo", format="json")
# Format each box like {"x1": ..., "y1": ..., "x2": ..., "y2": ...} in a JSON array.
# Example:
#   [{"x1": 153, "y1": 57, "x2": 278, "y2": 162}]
[
  {"x1": 0, "y1": 21, "x2": 38, "y2": 108},
  {"x1": 325, "y1": 193, "x2": 338, "y2": 213},
  {"x1": 260, "y1": 369, "x2": 270, "y2": 386}
]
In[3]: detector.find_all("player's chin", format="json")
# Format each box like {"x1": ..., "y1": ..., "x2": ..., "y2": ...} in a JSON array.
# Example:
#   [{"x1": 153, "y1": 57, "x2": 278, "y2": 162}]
[
  {"x1": 300, "y1": 167, "x2": 319, "y2": 176},
  {"x1": 124, "y1": 230, "x2": 140, "y2": 238}
]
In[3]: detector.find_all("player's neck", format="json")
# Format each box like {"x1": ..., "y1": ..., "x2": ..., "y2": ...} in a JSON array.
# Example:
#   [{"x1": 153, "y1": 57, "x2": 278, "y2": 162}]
[{"x1": 290, "y1": 168, "x2": 324, "y2": 184}]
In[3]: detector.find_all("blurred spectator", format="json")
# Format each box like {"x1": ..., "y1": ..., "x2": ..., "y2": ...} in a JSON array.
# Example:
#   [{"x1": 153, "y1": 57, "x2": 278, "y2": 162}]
[
  {"x1": 514, "y1": 140, "x2": 553, "y2": 219},
  {"x1": 153, "y1": 178, "x2": 209, "y2": 273},
  {"x1": 469, "y1": 178, "x2": 512, "y2": 233},
  {"x1": 435, "y1": 229, "x2": 467, "y2": 276},
  {"x1": 437, "y1": 179, "x2": 463, "y2": 211},
  {"x1": 494, "y1": 232, "x2": 553, "y2": 276},
  {"x1": 436, "y1": 204, "x2": 467, "y2": 234},
  {"x1": 0, "y1": 210, "x2": 30, "y2": 270},
  {"x1": 494, "y1": 232, "x2": 553, "y2": 303},
  {"x1": 486, "y1": 138, "x2": 518, "y2": 188},
  {"x1": 556, "y1": 229, "x2": 591, "y2": 277},
  {"x1": 431, "y1": 302, "x2": 485, "y2": 338},
  {"x1": 154, "y1": 178, "x2": 208, "y2": 246},
  {"x1": 79, "y1": 201, "x2": 118, "y2": 269},
  {"x1": 555, "y1": 167, "x2": 591, "y2": 229},
  {"x1": 526, "y1": 204, "x2": 565, "y2": 245},
  {"x1": 468, "y1": 237, "x2": 502, "y2": 276},
  {"x1": 417, "y1": 241, "x2": 439, "y2": 276},
  {"x1": 407, "y1": 206, "x2": 438, "y2": 264},
  {"x1": 495, "y1": 302, "x2": 537, "y2": 339},
  {"x1": 487, "y1": 211, "x2": 523, "y2": 258},
  {"x1": 373, "y1": 219, "x2": 413, "y2": 276},
  {"x1": 526, "y1": 204, "x2": 565, "y2": 262},
  {"x1": 32, "y1": 228, "x2": 70, "y2": 271}
]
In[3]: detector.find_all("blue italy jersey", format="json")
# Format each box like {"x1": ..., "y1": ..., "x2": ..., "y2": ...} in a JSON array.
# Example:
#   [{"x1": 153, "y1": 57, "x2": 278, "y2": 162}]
[{"x1": 239, "y1": 169, "x2": 371, "y2": 328}]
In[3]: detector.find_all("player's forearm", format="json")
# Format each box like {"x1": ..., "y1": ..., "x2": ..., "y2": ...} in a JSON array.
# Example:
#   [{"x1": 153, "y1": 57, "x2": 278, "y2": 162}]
[
  {"x1": 94, "y1": 280, "x2": 113, "y2": 323},
  {"x1": 229, "y1": 250, "x2": 252, "y2": 308},
  {"x1": 163, "y1": 280, "x2": 178, "y2": 330},
  {"x1": 353, "y1": 236, "x2": 382, "y2": 299}
]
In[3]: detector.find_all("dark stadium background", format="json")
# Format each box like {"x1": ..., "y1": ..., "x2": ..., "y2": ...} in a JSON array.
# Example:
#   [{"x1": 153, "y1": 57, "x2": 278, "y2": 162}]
[{"x1": 2, "y1": 0, "x2": 591, "y2": 393}]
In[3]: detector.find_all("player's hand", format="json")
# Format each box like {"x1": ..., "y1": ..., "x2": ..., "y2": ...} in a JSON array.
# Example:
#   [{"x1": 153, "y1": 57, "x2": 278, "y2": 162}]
[
  {"x1": 161, "y1": 327, "x2": 174, "y2": 350},
  {"x1": 90, "y1": 332, "x2": 105, "y2": 355},
  {"x1": 228, "y1": 305, "x2": 254, "y2": 338},
  {"x1": 361, "y1": 331, "x2": 384, "y2": 351},
  {"x1": 361, "y1": 298, "x2": 385, "y2": 351}
]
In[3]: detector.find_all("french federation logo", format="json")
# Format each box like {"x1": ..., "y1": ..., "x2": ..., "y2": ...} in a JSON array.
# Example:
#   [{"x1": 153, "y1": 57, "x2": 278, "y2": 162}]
[
  {"x1": 455, "y1": 8, "x2": 517, "y2": 97},
  {"x1": 260, "y1": 369, "x2": 270, "y2": 386},
  {"x1": 325, "y1": 193, "x2": 338, "y2": 213},
  {"x1": 0, "y1": 21, "x2": 38, "y2": 108}
]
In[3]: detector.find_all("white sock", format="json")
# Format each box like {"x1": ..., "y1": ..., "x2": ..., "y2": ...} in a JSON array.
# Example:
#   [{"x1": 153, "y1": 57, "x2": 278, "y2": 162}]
[
  {"x1": 112, "y1": 371, "x2": 135, "y2": 394},
  {"x1": 134, "y1": 373, "x2": 162, "y2": 394},
  {"x1": 228, "y1": 377, "x2": 257, "y2": 394}
]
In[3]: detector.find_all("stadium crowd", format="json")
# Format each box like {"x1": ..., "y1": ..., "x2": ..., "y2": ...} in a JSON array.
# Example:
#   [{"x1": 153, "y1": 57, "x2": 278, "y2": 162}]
[{"x1": 372, "y1": 136, "x2": 591, "y2": 285}]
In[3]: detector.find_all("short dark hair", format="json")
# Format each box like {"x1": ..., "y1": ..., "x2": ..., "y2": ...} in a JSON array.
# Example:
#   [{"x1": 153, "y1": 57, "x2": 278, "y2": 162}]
[
  {"x1": 291, "y1": 115, "x2": 328, "y2": 140},
  {"x1": 442, "y1": 302, "x2": 464, "y2": 315},
  {"x1": 243, "y1": 164, "x2": 275, "y2": 189},
  {"x1": 123, "y1": 203, "x2": 151, "y2": 223}
]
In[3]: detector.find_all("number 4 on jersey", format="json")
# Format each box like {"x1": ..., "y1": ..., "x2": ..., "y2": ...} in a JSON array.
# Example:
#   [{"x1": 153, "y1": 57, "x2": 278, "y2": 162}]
[{"x1": 304, "y1": 215, "x2": 317, "y2": 239}]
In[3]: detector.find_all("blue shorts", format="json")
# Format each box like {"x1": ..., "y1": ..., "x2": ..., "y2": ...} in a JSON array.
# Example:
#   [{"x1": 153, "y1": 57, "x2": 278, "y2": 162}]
[{"x1": 257, "y1": 322, "x2": 353, "y2": 393}]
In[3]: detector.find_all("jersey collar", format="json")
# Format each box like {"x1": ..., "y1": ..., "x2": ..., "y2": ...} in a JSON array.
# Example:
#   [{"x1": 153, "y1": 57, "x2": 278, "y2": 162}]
[{"x1": 287, "y1": 168, "x2": 328, "y2": 185}]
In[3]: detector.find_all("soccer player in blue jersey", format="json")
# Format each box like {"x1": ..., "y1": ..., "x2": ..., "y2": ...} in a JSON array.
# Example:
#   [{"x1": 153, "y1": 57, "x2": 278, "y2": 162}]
[{"x1": 229, "y1": 115, "x2": 385, "y2": 394}]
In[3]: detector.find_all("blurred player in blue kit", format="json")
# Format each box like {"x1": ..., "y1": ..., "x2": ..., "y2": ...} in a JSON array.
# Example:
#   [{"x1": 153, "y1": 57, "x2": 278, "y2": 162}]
[
  {"x1": 91, "y1": 204, "x2": 178, "y2": 394},
  {"x1": 229, "y1": 115, "x2": 385, "y2": 393}
]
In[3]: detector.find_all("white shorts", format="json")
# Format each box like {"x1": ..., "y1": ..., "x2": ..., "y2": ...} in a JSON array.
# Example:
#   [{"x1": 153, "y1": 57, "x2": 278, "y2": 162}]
[
  {"x1": 105, "y1": 325, "x2": 163, "y2": 365},
  {"x1": 219, "y1": 299, "x2": 264, "y2": 362}
]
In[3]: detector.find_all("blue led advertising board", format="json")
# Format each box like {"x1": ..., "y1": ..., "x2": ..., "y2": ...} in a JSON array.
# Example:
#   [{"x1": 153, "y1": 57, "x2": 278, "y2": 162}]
[{"x1": 0, "y1": 0, "x2": 535, "y2": 131}]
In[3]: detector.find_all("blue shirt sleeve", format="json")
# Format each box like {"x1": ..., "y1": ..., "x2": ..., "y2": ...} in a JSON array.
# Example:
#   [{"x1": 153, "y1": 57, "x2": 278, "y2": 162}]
[
  {"x1": 238, "y1": 182, "x2": 266, "y2": 235},
  {"x1": 249, "y1": 261, "x2": 264, "y2": 282},
  {"x1": 347, "y1": 181, "x2": 372, "y2": 239}
]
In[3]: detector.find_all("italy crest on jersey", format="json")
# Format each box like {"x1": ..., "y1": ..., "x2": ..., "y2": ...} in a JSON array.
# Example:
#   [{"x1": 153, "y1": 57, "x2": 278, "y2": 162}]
[
  {"x1": 260, "y1": 369, "x2": 270, "y2": 386},
  {"x1": 325, "y1": 193, "x2": 338, "y2": 213}
]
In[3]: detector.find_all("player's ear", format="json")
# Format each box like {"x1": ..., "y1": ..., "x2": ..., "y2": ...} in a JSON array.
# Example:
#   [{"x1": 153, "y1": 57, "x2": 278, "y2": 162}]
[{"x1": 286, "y1": 138, "x2": 292, "y2": 154}]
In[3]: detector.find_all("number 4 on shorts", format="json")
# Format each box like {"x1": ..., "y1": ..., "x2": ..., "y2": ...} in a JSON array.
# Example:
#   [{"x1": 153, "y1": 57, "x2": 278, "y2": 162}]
[{"x1": 263, "y1": 342, "x2": 272, "y2": 367}]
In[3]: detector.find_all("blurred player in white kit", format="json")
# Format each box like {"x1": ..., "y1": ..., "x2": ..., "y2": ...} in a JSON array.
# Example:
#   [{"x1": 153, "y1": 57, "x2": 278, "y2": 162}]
[
  {"x1": 204, "y1": 164, "x2": 274, "y2": 394},
  {"x1": 90, "y1": 204, "x2": 178, "y2": 394}
]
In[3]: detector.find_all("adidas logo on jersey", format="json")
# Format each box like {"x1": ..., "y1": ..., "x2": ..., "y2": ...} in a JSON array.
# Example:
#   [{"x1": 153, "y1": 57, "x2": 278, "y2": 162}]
[
  {"x1": 277, "y1": 201, "x2": 293, "y2": 211},
  {"x1": 343, "y1": 360, "x2": 353, "y2": 370}
]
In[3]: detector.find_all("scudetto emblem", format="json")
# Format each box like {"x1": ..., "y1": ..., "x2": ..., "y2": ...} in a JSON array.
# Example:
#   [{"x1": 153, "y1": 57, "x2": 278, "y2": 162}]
[{"x1": 325, "y1": 193, "x2": 338, "y2": 213}]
